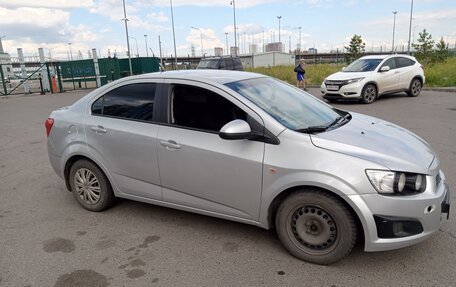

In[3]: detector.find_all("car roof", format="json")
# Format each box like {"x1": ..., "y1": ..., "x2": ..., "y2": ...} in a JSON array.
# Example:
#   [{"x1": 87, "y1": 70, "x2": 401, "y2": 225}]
[
  {"x1": 360, "y1": 54, "x2": 416, "y2": 60},
  {"x1": 123, "y1": 70, "x2": 265, "y2": 85}
]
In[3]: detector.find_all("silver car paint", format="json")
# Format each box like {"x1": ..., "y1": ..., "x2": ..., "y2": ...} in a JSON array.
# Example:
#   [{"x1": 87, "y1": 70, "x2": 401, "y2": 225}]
[
  {"x1": 47, "y1": 70, "x2": 450, "y2": 253},
  {"x1": 311, "y1": 112, "x2": 435, "y2": 174}
]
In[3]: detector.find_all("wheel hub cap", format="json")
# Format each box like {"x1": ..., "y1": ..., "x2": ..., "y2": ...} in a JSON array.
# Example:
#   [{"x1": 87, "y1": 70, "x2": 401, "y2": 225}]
[
  {"x1": 291, "y1": 206, "x2": 337, "y2": 250},
  {"x1": 74, "y1": 168, "x2": 101, "y2": 205}
]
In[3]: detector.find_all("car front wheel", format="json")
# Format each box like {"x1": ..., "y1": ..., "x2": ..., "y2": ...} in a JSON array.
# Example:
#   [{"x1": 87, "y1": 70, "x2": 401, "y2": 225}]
[
  {"x1": 275, "y1": 189, "x2": 357, "y2": 265},
  {"x1": 360, "y1": 84, "x2": 377, "y2": 104},
  {"x1": 407, "y1": 78, "x2": 422, "y2": 97},
  {"x1": 69, "y1": 159, "x2": 115, "y2": 212}
]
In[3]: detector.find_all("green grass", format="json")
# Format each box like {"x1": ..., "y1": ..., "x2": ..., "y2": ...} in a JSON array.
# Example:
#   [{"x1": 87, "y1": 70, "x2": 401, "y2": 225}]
[
  {"x1": 247, "y1": 58, "x2": 456, "y2": 87},
  {"x1": 423, "y1": 58, "x2": 456, "y2": 87}
]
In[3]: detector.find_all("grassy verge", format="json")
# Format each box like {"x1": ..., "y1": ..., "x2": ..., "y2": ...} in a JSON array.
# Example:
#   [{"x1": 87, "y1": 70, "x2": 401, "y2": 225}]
[
  {"x1": 423, "y1": 58, "x2": 456, "y2": 87},
  {"x1": 247, "y1": 57, "x2": 456, "y2": 87}
]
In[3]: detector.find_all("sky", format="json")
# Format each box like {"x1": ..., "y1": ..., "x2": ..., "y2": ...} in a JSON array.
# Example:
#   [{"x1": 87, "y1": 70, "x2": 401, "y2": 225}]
[{"x1": 0, "y1": 0, "x2": 455, "y2": 60}]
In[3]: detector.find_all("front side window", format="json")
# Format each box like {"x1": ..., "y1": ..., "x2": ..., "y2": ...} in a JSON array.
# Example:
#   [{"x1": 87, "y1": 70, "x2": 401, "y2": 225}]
[
  {"x1": 91, "y1": 83, "x2": 156, "y2": 121},
  {"x1": 382, "y1": 58, "x2": 397, "y2": 70},
  {"x1": 226, "y1": 77, "x2": 341, "y2": 131},
  {"x1": 344, "y1": 58, "x2": 382, "y2": 72},
  {"x1": 171, "y1": 85, "x2": 246, "y2": 132}
]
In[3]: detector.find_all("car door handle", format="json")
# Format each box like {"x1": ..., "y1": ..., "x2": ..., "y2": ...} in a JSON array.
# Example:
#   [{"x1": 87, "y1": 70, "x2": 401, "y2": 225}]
[
  {"x1": 90, "y1": 125, "x2": 107, "y2": 134},
  {"x1": 160, "y1": 140, "x2": 181, "y2": 150},
  {"x1": 394, "y1": 71, "x2": 400, "y2": 74}
]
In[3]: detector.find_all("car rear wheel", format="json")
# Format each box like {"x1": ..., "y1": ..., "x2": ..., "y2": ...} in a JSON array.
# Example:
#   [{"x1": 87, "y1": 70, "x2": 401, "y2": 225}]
[
  {"x1": 275, "y1": 189, "x2": 357, "y2": 265},
  {"x1": 69, "y1": 159, "x2": 115, "y2": 212},
  {"x1": 407, "y1": 78, "x2": 422, "y2": 97},
  {"x1": 360, "y1": 84, "x2": 377, "y2": 104}
]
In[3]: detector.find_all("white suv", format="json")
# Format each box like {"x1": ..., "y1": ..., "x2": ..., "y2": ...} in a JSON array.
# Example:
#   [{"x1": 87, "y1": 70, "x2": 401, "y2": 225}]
[{"x1": 321, "y1": 55, "x2": 425, "y2": 104}]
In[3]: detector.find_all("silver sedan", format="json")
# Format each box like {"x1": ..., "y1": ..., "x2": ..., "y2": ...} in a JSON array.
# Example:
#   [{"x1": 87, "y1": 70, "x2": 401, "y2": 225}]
[{"x1": 46, "y1": 70, "x2": 451, "y2": 265}]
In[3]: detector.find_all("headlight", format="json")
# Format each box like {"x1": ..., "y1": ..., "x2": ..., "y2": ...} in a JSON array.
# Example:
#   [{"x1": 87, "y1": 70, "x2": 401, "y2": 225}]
[
  {"x1": 345, "y1": 77, "x2": 365, "y2": 84},
  {"x1": 366, "y1": 170, "x2": 427, "y2": 195}
]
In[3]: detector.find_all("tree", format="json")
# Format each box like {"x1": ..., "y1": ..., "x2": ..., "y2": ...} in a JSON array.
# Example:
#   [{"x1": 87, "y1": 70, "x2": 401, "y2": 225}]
[
  {"x1": 344, "y1": 35, "x2": 365, "y2": 63},
  {"x1": 434, "y1": 37, "x2": 449, "y2": 63},
  {"x1": 412, "y1": 29, "x2": 434, "y2": 65}
]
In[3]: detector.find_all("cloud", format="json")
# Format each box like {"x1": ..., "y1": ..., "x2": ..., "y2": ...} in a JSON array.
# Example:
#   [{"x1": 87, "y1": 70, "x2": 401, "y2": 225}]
[
  {"x1": 0, "y1": 0, "x2": 93, "y2": 9},
  {"x1": 147, "y1": 11, "x2": 169, "y2": 22},
  {"x1": 186, "y1": 28, "x2": 224, "y2": 54},
  {"x1": 130, "y1": 0, "x2": 280, "y2": 8},
  {"x1": 89, "y1": 0, "x2": 139, "y2": 21}
]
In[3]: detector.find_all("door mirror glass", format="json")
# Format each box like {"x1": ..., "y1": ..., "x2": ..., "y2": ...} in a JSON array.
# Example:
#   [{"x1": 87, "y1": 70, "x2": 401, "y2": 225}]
[
  {"x1": 341, "y1": 67, "x2": 346, "y2": 71},
  {"x1": 380, "y1": 66, "x2": 390, "y2": 72},
  {"x1": 219, "y1": 120, "x2": 252, "y2": 140}
]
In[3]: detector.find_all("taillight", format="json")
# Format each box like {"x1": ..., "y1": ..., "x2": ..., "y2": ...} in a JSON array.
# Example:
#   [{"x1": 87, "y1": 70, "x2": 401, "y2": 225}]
[
  {"x1": 45, "y1": 118, "x2": 54, "y2": 137},
  {"x1": 420, "y1": 64, "x2": 424, "y2": 70}
]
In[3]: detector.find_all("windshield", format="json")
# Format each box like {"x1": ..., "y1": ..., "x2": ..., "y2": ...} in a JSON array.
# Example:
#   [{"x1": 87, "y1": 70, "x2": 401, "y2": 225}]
[
  {"x1": 197, "y1": 59, "x2": 219, "y2": 69},
  {"x1": 344, "y1": 58, "x2": 382, "y2": 72},
  {"x1": 226, "y1": 77, "x2": 343, "y2": 131}
]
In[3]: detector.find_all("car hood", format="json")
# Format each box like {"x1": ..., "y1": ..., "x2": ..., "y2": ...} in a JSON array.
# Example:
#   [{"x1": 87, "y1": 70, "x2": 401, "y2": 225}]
[
  {"x1": 326, "y1": 71, "x2": 370, "y2": 81},
  {"x1": 310, "y1": 113, "x2": 435, "y2": 174}
]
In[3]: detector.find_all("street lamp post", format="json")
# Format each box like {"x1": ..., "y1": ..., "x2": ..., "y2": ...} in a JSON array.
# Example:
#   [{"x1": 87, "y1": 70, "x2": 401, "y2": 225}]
[
  {"x1": 191, "y1": 27, "x2": 204, "y2": 57},
  {"x1": 407, "y1": 0, "x2": 414, "y2": 54},
  {"x1": 231, "y1": 0, "x2": 237, "y2": 56},
  {"x1": 298, "y1": 26, "x2": 302, "y2": 53},
  {"x1": 68, "y1": 42, "x2": 73, "y2": 61},
  {"x1": 129, "y1": 36, "x2": 139, "y2": 57},
  {"x1": 277, "y1": 16, "x2": 282, "y2": 45},
  {"x1": 144, "y1": 34, "x2": 149, "y2": 57},
  {"x1": 170, "y1": 0, "x2": 178, "y2": 68},
  {"x1": 392, "y1": 11, "x2": 397, "y2": 53},
  {"x1": 122, "y1": 0, "x2": 132, "y2": 75},
  {"x1": 225, "y1": 32, "x2": 229, "y2": 55}
]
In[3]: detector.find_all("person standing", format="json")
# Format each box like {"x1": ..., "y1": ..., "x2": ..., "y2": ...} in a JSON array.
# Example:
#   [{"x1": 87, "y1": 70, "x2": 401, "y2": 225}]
[{"x1": 294, "y1": 58, "x2": 306, "y2": 90}]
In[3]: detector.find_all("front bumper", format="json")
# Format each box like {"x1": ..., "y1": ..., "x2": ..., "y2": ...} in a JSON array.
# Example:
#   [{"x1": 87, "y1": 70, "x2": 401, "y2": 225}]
[
  {"x1": 320, "y1": 82, "x2": 364, "y2": 100},
  {"x1": 349, "y1": 174, "x2": 451, "y2": 252}
]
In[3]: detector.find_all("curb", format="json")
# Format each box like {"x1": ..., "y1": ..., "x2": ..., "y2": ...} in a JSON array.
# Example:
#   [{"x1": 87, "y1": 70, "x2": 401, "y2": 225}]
[{"x1": 422, "y1": 87, "x2": 456, "y2": 93}]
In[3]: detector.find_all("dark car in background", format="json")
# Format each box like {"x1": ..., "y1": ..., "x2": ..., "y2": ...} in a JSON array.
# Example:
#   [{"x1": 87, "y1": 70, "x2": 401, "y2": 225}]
[{"x1": 196, "y1": 56, "x2": 243, "y2": 71}]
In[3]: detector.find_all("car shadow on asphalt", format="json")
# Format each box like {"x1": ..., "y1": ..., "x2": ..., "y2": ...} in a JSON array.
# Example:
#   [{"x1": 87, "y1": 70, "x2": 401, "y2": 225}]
[{"x1": 110, "y1": 198, "x2": 430, "y2": 267}]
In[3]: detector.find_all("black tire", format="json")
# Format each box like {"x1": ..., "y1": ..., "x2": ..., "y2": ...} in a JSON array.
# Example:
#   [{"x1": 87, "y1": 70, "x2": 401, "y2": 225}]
[
  {"x1": 275, "y1": 189, "x2": 357, "y2": 265},
  {"x1": 69, "y1": 159, "x2": 115, "y2": 212},
  {"x1": 407, "y1": 78, "x2": 422, "y2": 97},
  {"x1": 360, "y1": 84, "x2": 377, "y2": 104}
]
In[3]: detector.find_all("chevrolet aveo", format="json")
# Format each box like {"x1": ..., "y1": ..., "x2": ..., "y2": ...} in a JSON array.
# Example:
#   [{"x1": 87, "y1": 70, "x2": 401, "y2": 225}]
[{"x1": 46, "y1": 70, "x2": 451, "y2": 265}]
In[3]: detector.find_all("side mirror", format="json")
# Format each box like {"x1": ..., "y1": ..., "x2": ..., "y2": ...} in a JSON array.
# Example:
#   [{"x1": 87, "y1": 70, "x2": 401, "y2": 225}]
[
  {"x1": 379, "y1": 66, "x2": 390, "y2": 72},
  {"x1": 341, "y1": 67, "x2": 346, "y2": 71},
  {"x1": 219, "y1": 120, "x2": 253, "y2": 140}
]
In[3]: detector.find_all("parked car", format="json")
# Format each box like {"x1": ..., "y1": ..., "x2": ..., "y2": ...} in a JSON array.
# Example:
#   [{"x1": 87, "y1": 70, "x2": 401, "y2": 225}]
[
  {"x1": 46, "y1": 70, "x2": 450, "y2": 265},
  {"x1": 321, "y1": 55, "x2": 425, "y2": 104},
  {"x1": 196, "y1": 56, "x2": 243, "y2": 71}
]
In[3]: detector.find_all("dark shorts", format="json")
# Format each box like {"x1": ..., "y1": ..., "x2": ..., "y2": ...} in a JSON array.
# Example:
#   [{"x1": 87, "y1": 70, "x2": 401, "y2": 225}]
[{"x1": 297, "y1": 73, "x2": 305, "y2": 81}]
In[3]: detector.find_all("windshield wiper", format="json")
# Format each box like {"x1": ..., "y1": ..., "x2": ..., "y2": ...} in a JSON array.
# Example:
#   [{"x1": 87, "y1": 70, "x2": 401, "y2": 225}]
[
  {"x1": 327, "y1": 113, "x2": 350, "y2": 128},
  {"x1": 296, "y1": 126, "x2": 329, "y2": 134},
  {"x1": 297, "y1": 113, "x2": 351, "y2": 134}
]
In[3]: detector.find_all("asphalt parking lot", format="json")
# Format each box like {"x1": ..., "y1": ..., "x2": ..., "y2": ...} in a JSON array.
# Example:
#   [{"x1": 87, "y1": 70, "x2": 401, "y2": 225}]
[{"x1": 0, "y1": 88, "x2": 455, "y2": 286}]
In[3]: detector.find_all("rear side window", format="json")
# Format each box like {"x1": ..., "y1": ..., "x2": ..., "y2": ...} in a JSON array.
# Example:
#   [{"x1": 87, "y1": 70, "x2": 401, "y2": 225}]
[
  {"x1": 397, "y1": 57, "x2": 415, "y2": 68},
  {"x1": 91, "y1": 83, "x2": 156, "y2": 122},
  {"x1": 233, "y1": 58, "x2": 243, "y2": 70},
  {"x1": 224, "y1": 59, "x2": 234, "y2": 70}
]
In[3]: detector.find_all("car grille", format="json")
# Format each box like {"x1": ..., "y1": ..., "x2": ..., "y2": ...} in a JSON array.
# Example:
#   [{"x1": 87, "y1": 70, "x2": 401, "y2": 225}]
[{"x1": 325, "y1": 80, "x2": 346, "y2": 85}]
